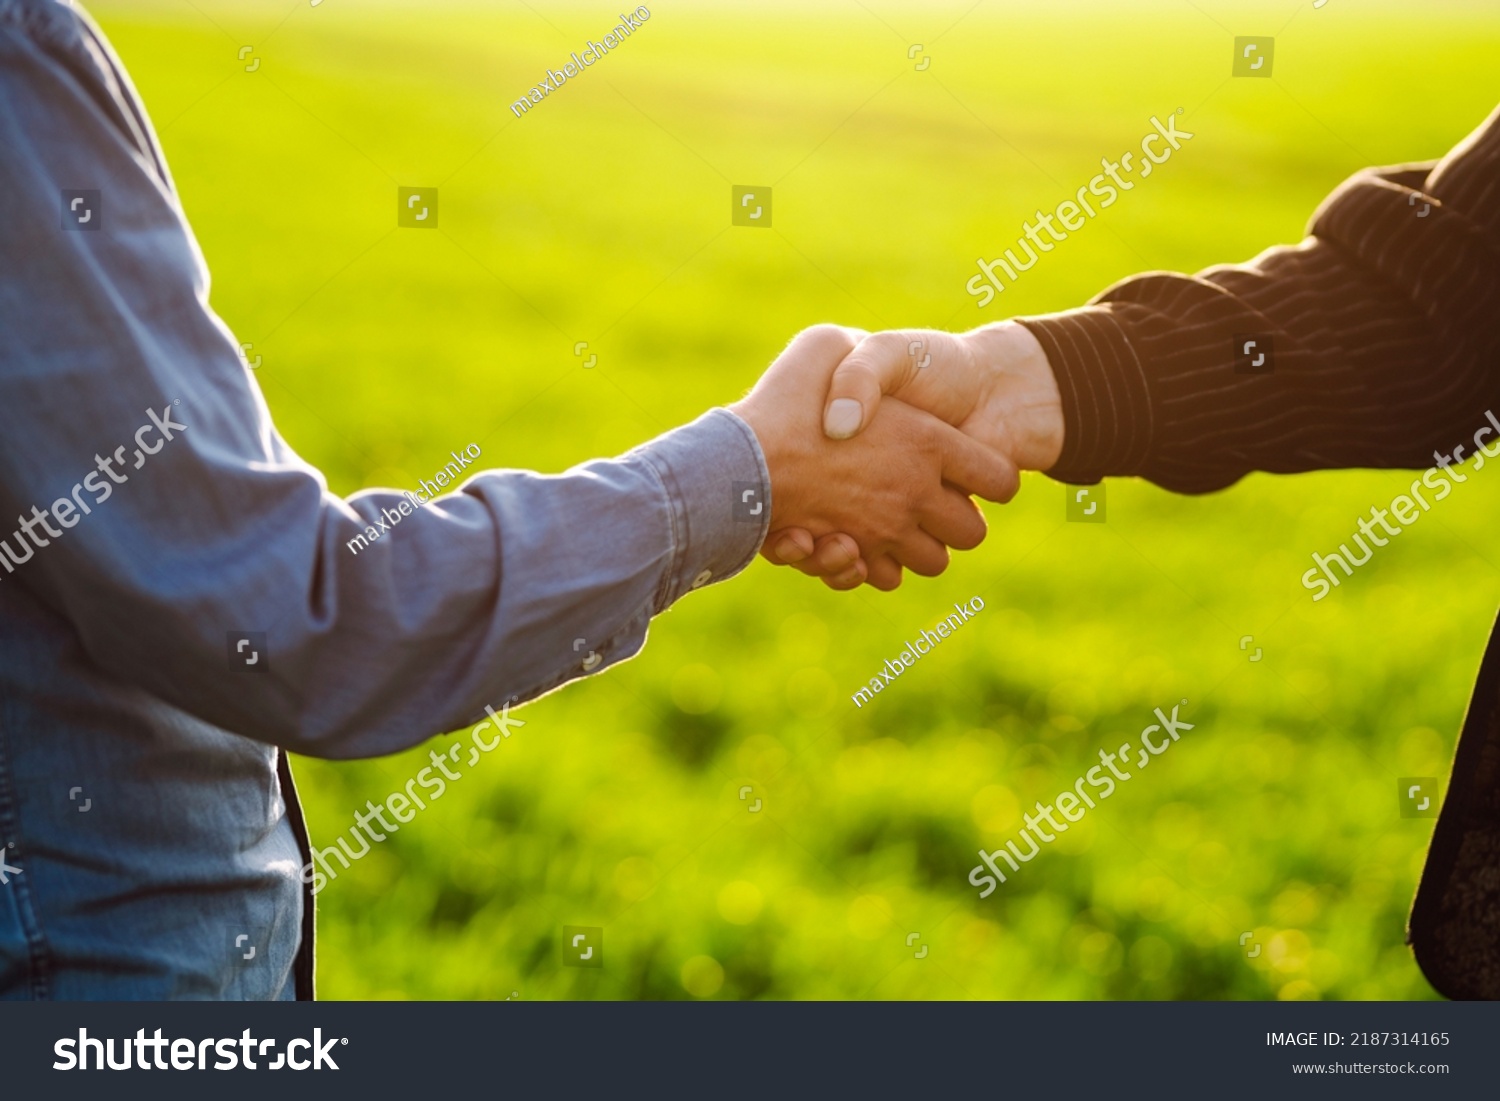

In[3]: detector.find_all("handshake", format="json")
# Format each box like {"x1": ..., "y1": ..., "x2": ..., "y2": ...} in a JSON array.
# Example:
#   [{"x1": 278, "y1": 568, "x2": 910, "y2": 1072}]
[{"x1": 729, "y1": 321, "x2": 1066, "y2": 590}]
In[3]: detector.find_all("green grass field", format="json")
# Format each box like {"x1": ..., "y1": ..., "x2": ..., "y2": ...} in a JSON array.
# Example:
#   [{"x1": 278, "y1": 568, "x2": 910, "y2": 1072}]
[{"x1": 87, "y1": 0, "x2": 1500, "y2": 999}]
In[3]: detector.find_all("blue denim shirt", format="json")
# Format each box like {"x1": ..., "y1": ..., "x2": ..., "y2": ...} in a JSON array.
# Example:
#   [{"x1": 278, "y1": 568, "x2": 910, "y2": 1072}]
[{"x1": 0, "y1": 0, "x2": 770, "y2": 999}]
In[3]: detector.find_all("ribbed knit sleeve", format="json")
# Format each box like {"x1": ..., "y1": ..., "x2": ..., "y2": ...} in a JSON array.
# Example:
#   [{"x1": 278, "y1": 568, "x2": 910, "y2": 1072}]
[{"x1": 1019, "y1": 105, "x2": 1500, "y2": 494}]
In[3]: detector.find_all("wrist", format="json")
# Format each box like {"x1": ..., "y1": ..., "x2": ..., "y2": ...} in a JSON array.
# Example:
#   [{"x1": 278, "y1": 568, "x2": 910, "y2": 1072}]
[
  {"x1": 962, "y1": 320, "x2": 1065, "y2": 471},
  {"x1": 727, "y1": 396, "x2": 796, "y2": 530}
]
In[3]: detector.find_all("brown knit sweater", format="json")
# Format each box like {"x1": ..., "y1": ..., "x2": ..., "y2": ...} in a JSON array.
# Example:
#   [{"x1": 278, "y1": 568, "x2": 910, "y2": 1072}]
[{"x1": 1022, "y1": 107, "x2": 1500, "y2": 495}]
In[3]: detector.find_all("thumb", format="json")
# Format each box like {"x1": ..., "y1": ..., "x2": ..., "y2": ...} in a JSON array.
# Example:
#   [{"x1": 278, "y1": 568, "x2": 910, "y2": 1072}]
[{"x1": 822, "y1": 331, "x2": 924, "y2": 440}]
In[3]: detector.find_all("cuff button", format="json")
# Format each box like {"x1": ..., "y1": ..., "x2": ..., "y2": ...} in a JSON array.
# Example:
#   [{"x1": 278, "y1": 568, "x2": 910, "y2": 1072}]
[{"x1": 692, "y1": 569, "x2": 713, "y2": 589}]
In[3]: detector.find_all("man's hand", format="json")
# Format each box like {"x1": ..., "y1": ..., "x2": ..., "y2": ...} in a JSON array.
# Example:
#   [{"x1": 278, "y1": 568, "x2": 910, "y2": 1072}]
[
  {"x1": 730, "y1": 325, "x2": 1020, "y2": 591},
  {"x1": 821, "y1": 320, "x2": 1065, "y2": 472}
]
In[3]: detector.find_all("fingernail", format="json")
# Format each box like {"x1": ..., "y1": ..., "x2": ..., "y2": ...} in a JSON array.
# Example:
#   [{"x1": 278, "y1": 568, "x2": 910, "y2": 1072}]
[
  {"x1": 773, "y1": 537, "x2": 801, "y2": 561},
  {"x1": 824, "y1": 398, "x2": 863, "y2": 439}
]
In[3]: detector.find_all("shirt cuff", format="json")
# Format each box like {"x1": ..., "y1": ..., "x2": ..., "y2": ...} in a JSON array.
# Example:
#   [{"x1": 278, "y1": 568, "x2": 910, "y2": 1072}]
[
  {"x1": 1017, "y1": 306, "x2": 1155, "y2": 484},
  {"x1": 631, "y1": 406, "x2": 770, "y2": 610}
]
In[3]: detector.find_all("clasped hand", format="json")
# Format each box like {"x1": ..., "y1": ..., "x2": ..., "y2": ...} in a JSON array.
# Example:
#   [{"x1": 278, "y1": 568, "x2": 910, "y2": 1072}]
[{"x1": 730, "y1": 321, "x2": 1063, "y2": 590}]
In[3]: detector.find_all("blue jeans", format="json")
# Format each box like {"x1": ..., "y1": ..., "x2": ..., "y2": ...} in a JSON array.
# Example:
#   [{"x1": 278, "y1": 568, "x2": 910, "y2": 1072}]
[{"x1": 0, "y1": 597, "x2": 307, "y2": 999}]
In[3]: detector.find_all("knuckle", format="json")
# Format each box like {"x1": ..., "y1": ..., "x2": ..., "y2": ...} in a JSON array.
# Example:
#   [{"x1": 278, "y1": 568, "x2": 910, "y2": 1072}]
[
  {"x1": 800, "y1": 323, "x2": 857, "y2": 357},
  {"x1": 863, "y1": 331, "x2": 908, "y2": 363}
]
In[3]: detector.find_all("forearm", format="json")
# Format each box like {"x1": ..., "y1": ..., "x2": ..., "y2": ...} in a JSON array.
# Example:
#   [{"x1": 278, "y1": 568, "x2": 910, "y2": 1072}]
[{"x1": 5, "y1": 393, "x2": 768, "y2": 760}]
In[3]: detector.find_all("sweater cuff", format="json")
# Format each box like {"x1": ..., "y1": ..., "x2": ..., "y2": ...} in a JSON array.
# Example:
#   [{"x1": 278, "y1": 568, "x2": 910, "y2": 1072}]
[{"x1": 1017, "y1": 306, "x2": 1154, "y2": 484}]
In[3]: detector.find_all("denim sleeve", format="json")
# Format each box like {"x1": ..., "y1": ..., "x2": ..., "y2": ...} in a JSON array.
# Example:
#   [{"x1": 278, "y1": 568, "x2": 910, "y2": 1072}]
[{"x1": 0, "y1": 3, "x2": 770, "y2": 759}]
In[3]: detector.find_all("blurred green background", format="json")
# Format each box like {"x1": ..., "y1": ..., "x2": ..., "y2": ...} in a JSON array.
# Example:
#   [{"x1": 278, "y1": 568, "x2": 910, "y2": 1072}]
[{"x1": 88, "y1": 0, "x2": 1500, "y2": 999}]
